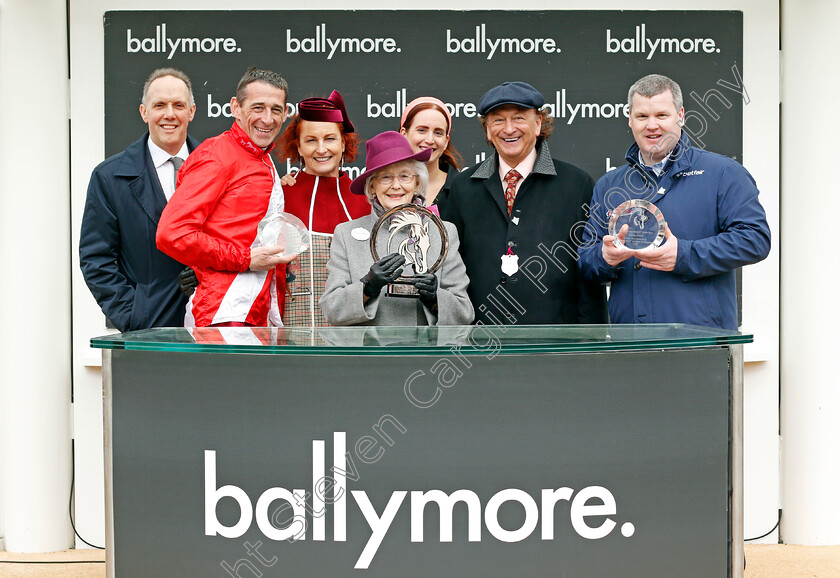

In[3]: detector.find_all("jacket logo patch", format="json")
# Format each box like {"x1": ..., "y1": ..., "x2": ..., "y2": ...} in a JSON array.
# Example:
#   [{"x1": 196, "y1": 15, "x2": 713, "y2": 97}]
[{"x1": 675, "y1": 169, "x2": 705, "y2": 177}]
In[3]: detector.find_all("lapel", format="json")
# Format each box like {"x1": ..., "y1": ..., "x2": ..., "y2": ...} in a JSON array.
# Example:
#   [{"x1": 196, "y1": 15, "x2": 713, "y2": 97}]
[
  {"x1": 117, "y1": 133, "x2": 199, "y2": 226},
  {"x1": 471, "y1": 154, "x2": 508, "y2": 218},
  {"x1": 114, "y1": 133, "x2": 165, "y2": 225},
  {"x1": 346, "y1": 212, "x2": 378, "y2": 266}
]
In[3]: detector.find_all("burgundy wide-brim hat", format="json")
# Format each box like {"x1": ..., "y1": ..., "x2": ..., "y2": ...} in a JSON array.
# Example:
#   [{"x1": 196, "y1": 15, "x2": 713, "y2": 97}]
[
  {"x1": 297, "y1": 90, "x2": 354, "y2": 133},
  {"x1": 350, "y1": 131, "x2": 432, "y2": 196}
]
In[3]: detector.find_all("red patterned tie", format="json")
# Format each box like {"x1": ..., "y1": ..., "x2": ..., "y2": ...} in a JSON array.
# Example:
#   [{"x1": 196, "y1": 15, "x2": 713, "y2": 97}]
[{"x1": 504, "y1": 169, "x2": 521, "y2": 216}]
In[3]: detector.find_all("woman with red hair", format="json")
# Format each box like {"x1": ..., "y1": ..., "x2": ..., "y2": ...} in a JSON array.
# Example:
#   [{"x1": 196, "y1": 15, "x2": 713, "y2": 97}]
[{"x1": 277, "y1": 90, "x2": 369, "y2": 327}]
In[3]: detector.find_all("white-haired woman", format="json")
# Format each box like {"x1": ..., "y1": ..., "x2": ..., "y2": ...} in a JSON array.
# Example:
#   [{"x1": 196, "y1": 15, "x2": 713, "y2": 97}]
[{"x1": 319, "y1": 131, "x2": 474, "y2": 326}]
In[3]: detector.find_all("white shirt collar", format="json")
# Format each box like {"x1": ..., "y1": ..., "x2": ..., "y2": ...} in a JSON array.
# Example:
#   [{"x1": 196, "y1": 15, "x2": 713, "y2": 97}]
[{"x1": 147, "y1": 137, "x2": 188, "y2": 168}]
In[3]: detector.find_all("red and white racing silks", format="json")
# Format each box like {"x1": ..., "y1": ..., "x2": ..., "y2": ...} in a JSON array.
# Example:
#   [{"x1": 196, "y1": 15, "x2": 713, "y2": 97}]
[{"x1": 157, "y1": 122, "x2": 285, "y2": 327}]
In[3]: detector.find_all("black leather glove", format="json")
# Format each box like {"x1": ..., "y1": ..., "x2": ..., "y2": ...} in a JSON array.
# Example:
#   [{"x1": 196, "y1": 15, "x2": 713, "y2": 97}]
[
  {"x1": 412, "y1": 273, "x2": 438, "y2": 310},
  {"x1": 178, "y1": 267, "x2": 198, "y2": 297},
  {"x1": 361, "y1": 253, "x2": 405, "y2": 298}
]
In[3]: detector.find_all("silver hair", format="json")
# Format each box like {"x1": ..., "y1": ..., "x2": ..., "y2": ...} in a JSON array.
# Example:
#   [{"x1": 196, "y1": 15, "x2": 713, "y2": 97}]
[
  {"x1": 142, "y1": 68, "x2": 195, "y2": 107},
  {"x1": 364, "y1": 160, "x2": 429, "y2": 204},
  {"x1": 627, "y1": 74, "x2": 683, "y2": 111}
]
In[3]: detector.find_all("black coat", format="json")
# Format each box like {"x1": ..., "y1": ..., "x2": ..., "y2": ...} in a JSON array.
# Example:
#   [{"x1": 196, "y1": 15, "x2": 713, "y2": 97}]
[
  {"x1": 79, "y1": 133, "x2": 199, "y2": 331},
  {"x1": 440, "y1": 142, "x2": 607, "y2": 325}
]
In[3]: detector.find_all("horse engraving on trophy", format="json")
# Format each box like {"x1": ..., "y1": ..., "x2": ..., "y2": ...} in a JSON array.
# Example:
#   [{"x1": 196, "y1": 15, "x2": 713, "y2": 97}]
[{"x1": 388, "y1": 211, "x2": 431, "y2": 275}]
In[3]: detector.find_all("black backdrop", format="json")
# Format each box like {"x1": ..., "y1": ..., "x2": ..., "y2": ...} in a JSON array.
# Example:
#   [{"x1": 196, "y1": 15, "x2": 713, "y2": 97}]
[{"x1": 104, "y1": 10, "x2": 744, "y2": 182}]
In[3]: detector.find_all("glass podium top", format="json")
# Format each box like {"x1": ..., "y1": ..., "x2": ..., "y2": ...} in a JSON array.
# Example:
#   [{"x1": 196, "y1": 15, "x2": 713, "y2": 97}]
[{"x1": 91, "y1": 324, "x2": 751, "y2": 356}]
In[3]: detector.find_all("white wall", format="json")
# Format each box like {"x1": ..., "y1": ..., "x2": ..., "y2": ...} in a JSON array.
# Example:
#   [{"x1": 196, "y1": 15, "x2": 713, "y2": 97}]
[
  {"x1": 780, "y1": 0, "x2": 840, "y2": 545},
  {"x1": 59, "y1": 0, "x2": 780, "y2": 549},
  {"x1": 0, "y1": 0, "x2": 74, "y2": 552}
]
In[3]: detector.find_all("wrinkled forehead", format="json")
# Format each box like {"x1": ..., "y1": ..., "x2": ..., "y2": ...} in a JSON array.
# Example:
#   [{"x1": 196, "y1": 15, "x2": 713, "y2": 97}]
[{"x1": 240, "y1": 81, "x2": 287, "y2": 107}]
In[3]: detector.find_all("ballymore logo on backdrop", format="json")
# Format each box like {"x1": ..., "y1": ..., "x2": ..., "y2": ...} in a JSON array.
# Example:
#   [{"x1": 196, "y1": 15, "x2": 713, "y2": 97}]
[
  {"x1": 205, "y1": 432, "x2": 636, "y2": 570},
  {"x1": 285, "y1": 24, "x2": 401, "y2": 60},
  {"x1": 445, "y1": 23, "x2": 563, "y2": 60},
  {"x1": 126, "y1": 23, "x2": 240, "y2": 59},
  {"x1": 606, "y1": 23, "x2": 721, "y2": 60}
]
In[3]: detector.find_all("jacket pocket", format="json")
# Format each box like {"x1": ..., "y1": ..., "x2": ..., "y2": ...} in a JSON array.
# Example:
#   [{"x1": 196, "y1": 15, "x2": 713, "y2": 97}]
[{"x1": 127, "y1": 285, "x2": 148, "y2": 331}]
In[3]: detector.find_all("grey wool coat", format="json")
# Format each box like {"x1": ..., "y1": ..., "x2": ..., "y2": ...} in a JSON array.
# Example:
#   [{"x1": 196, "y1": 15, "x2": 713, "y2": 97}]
[{"x1": 319, "y1": 211, "x2": 475, "y2": 326}]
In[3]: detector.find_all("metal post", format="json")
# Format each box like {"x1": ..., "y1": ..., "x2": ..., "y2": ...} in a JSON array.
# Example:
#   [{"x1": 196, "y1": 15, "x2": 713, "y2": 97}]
[
  {"x1": 102, "y1": 350, "x2": 115, "y2": 578},
  {"x1": 730, "y1": 344, "x2": 744, "y2": 577}
]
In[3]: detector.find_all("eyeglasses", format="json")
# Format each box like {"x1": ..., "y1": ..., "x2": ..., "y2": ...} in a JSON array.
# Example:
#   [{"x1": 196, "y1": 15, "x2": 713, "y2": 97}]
[{"x1": 374, "y1": 172, "x2": 417, "y2": 186}]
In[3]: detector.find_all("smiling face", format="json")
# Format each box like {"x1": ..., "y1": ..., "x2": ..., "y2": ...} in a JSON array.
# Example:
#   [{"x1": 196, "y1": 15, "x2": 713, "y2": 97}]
[
  {"x1": 484, "y1": 105, "x2": 541, "y2": 167},
  {"x1": 629, "y1": 90, "x2": 684, "y2": 164},
  {"x1": 371, "y1": 161, "x2": 418, "y2": 211},
  {"x1": 139, "y1": 75, "x2": 195, "y2": 156},
  {"x1": 400, "y1": 108, "x2": 450, "y2": 166},
  {"x1": 297, "y1": 120, "x2": 345, "y2": 177},
  {"x1": 231, "y1": 81, "x2": 288, "y2": 149}
]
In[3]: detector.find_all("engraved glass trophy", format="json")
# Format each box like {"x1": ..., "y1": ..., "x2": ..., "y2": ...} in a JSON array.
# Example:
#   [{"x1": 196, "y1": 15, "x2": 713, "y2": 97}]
[
  {"x1": 608, "y1": 199, "x2": 666, "y2": 251},
  {"x1": 257, "y1": 212, "x2": 311, "y2": 257}
]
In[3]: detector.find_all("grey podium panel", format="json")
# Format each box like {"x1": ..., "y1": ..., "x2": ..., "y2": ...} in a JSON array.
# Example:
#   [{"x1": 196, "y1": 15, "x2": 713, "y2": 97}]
[{"x1": 110, "y1": 348, "x2": 731, "y2": 577}]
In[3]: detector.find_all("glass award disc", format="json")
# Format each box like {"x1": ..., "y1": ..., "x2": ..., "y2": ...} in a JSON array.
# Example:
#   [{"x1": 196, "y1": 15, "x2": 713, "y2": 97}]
[
  {"x1": 608, "y1": 199, "x2": 665, "y2": 251},
  {"x1": 257, "y1": 212, "x2": 311, "y2": 257}
]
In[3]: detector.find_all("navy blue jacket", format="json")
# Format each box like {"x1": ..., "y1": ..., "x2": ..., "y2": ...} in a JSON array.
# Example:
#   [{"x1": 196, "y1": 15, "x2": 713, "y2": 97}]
[
  {"x1": 577, "y1": 132, "x2": 770, "y2": 330},
  {"x1": 80, "y1": 133, "x2": 199, "y2": 331}
]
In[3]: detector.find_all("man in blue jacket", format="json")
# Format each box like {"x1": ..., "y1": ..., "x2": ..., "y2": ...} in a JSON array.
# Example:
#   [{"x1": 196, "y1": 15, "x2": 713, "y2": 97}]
[
  {"x1": 80, "y1": 68, "x2": 199, "y2": 331},
  {"x1": 577, "y1": 74, "x2": 770, "y2": 330}
]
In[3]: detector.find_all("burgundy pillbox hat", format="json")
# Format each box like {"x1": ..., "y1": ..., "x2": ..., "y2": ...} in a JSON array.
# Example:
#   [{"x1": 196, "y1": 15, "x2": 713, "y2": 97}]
[{"x1": 297, "y1": 90, "x2": 355, "y2": 133}]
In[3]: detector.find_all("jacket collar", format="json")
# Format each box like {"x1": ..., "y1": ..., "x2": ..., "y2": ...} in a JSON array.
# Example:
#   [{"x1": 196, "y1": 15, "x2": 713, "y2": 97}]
[
  {"x1": 230, "y1": 121, "x2": 275, "y2": 157},
  {"x1": 114, "y1": 134, "x2": 150, "y2": 178},
  {"x1": 624, "y1": 130, "x2": 694, "y2": 175},
  {"x1": 471, "y1": 140, "x2": 557, "y2": 180}
]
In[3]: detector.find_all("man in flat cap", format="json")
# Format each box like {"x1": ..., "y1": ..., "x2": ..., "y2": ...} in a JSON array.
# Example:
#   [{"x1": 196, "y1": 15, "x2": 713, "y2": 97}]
[{"x1": 440, "y1": 81, "x2": 607, "y2": 325}]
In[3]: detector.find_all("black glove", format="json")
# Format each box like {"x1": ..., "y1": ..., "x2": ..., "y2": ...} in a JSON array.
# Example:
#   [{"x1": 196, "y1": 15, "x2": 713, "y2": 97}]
[
  {"x1": 412, "y1": 273, "x2": 438, "y2": 310},
  {"x1": 178, "y1": 267, "x2": 198, "y2": 297},
  {"x1": 361, "y1": 253, "x2": 405, "y2": 298}
]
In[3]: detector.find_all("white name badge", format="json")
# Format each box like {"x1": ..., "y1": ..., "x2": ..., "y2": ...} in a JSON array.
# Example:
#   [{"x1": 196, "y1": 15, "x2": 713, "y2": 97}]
[
  {"x1": 351, "y1": 227, "x2": 371, "y2": 241},
  {"x1": 501, "y1": 253, "x2": 519, "y2": 276}
]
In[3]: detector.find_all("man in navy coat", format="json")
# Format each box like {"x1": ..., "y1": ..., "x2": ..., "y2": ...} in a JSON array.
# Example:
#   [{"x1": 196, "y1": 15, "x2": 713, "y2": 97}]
[
  {"x1": 441, "y1": 82, "x2": 607, "y2": 325},
  {"x1": 80, "y1": 68, "x2": 199, "y2": 331}
]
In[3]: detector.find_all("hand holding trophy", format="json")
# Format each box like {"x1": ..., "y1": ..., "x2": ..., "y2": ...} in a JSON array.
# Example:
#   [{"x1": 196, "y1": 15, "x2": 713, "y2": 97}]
[
  {"x1": 369, "y1": 204, "x2": 448, "y2": 298},
  {"x1": 257, "y1": 212, "x2": 311, "y2": 257}
]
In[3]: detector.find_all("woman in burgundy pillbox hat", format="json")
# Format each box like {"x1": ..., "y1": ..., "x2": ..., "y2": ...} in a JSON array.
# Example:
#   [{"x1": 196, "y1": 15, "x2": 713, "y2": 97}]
[
  {"x1": 276, "y1": 90, "x2": 370, "y2": 327},
  {"x1": 319, "y1": 131, "x2": 474, "y2": 326}
]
